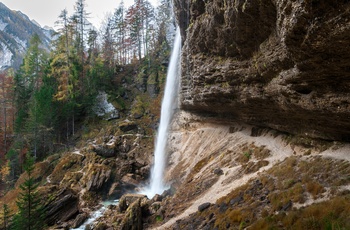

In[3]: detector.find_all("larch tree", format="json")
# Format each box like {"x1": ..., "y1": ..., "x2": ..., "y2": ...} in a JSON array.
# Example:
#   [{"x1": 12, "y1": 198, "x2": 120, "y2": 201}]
[
  {"x1": 101, "y1": 16, "x2": 116, "y2": 77},
  {"x1": 125, "y1": 3, "x2": 142, "y2": 61},
  {"x1": 73, "y1": 0, "x2": 90, "y2": 90},
  {"x1": 113, "y1": 1, "x2": 126, "y2": 64}
]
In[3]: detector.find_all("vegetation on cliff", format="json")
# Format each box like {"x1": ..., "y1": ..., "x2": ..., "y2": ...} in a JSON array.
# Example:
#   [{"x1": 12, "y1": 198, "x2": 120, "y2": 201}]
[{"x1": 0, "y1": 0, "x2": 174, "y2": 228}]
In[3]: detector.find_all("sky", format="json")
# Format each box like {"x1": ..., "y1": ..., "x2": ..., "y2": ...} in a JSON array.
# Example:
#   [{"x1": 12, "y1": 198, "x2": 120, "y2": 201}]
[{"x1": 0, "y1": 0, "x2": 160, "y2": 29}]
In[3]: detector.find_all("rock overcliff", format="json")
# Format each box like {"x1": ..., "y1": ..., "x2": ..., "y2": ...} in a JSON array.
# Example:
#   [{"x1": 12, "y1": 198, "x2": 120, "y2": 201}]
[{"x1": 174, "y1": 0, "x2": 350, "y2": 141}]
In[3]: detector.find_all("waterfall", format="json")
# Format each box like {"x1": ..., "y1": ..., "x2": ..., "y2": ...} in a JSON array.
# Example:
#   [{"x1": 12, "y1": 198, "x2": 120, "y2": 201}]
[{"x1": 145, "y1": 27, "x2": 181, "y2": 198}]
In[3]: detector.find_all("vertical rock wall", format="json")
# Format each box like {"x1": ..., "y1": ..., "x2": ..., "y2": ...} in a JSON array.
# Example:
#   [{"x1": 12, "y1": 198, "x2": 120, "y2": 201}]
[{"x1": 175, "y1": 0, "x2": 350, "y2": 141}]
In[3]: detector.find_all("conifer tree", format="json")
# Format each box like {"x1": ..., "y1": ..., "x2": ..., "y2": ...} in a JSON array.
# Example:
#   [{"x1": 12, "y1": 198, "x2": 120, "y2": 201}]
[
  {"x1": 1, "y1": 203, "x2": 11, "y2": 230},
  {"x1": 113, "y1": 1, "x2": 126, "y2": 64},
  {"x1": 27, "y1": 76, "x2": 57, "y2": 157},
  {"x1": 11, "y1": 155, "x2": 45, "y2": 230},
  {"x1": 14, "y1": 34, "x2": 48, "y2": 158}
]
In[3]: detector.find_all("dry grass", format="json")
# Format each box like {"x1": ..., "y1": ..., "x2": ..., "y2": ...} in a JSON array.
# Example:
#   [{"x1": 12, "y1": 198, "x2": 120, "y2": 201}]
[
  {"x1": 251, "y1": 195, "x2": 350, "y2": 230},
  {"x1": 49, "y1": 153, "x2": 85, "y2": 184},
  {"x1": 284, "y1": 134, "x2": 333, "y2": 152},
  {"x1": 236, "y1": 144, "x2": 271, "y2": 165},
  {"x1": 181, "y1": 155, "x2": 350, "y2": 230}
]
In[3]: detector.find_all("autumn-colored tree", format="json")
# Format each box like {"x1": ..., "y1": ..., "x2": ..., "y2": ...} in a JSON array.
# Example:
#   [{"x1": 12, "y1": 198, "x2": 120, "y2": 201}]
[
  {"x1": 0, "y1": 203, "x2": 11, "y2": 230},
  {"x1": 112, "y1": 1, "x2": 126, "y2": 64},
  {"x1": 0, "y1": 71, "x2": 15, "y2": 158}
]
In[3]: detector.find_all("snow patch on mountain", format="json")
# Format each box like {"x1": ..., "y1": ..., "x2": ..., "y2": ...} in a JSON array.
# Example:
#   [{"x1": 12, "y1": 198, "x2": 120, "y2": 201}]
[
  {"x1": 13, "y1": 37, "x2": 27, "y2": 52},
  {"x1": 42, "y1": 28, "x2": 54, "y2": 41},
  {"x1": 0, "y1": 43, "x2": 13, "y2": 70},
  {"x1": 0, "y1": 19, "x2": 7, "y2": 31},
  {"x1": 31, "y1": 19, "x2": 41, "y2": 27},
  {"x1": 0, "y1": 2, "x2": 52, "y2": 70}
]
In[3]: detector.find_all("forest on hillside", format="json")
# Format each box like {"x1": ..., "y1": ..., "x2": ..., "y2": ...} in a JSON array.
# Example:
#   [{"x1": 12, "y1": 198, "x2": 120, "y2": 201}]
[{"x1": 0, "y1": 0, "x2": 174, "y2": 190}]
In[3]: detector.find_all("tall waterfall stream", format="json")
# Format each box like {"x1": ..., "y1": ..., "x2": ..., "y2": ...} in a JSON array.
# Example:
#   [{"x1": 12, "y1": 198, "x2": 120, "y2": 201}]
[
  {"x1": 73, "y1": 28, "x2": 181, "y2": 229},
  {"x1": 144, "y1": 27, "x2": 181, "y2": 198}
]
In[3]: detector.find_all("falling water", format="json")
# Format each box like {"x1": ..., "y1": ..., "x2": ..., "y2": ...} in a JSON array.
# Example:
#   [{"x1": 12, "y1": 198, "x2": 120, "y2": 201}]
[{"x1": 145, "y1": 27, "x2": 181, "y2": 198}]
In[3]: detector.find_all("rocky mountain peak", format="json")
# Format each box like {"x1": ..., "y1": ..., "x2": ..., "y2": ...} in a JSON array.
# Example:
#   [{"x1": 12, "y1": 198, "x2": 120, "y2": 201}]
[{"x1": 0, "y1": 2, "x2": 53, "y2": 70}]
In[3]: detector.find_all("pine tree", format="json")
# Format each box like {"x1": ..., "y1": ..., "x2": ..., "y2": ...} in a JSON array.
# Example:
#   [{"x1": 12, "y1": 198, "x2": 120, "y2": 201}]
[{"x1": 11, "y1": 155, "x2": 45, "y2": 230}]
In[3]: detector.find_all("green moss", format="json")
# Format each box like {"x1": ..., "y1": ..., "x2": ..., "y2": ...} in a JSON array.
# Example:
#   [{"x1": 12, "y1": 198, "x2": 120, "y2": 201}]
[
  {"x1": 131, "y1": 95, "x2": 146, "y2": 117},
  {"x1": 147, "y1": 72, "x2": 158, "y2": 85}
]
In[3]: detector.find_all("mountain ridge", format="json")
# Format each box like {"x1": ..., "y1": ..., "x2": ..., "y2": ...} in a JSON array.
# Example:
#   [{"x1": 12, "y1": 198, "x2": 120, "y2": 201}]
[{"x1": 0, "y1": 2, "x2": 53, "y2": 70}]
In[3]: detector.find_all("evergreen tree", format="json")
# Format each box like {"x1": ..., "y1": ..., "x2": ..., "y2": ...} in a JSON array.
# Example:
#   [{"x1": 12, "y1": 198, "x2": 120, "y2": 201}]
[
  {"x1": 11, "y1": 155, "x2": 45, "y2": 230},
  {"x1": 1, "y1": 204, "x2": 11, "y2": 230},
  {"x1": 27, "y1": 75, "x2": 57, "y2": 158},
  {"x1": 52, "y1": 11, "x2": 81, "y2": 140},
  {"x1": 14, "y1": 34, "x2": 49, "y2": 158}
]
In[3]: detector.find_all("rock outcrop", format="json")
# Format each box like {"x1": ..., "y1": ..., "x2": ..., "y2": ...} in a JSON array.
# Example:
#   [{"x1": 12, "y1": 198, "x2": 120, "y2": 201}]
[
  {"x1": 175, "y1": 0, "x2": 350, "y2": 141},
  {"x1": 44, "y1": 188, "x2": 79, "y2": 226}
]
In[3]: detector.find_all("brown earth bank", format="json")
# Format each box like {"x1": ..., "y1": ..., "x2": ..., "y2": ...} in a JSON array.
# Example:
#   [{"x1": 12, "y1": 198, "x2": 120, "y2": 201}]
[
  {"x1": 147, "y1": 111, "x2": 350, "y2": 230},
  {"x1": 174, "y1": 0, "x2": 350, "y2": 141}
]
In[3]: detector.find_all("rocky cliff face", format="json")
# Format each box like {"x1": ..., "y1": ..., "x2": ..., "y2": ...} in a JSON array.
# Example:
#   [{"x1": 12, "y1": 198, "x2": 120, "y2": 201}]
[
  {"x1": 174, "y1": 0, "x2": 350, "y2": 141},
  {"x1": 0, "y1": 2, "x2": 53, "y2": 70}
]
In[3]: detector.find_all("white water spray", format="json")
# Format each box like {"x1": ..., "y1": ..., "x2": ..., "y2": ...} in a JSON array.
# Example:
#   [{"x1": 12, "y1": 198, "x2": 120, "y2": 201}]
[{"x1": 144, "y1": 27, "x2": 181, "y2": 198}]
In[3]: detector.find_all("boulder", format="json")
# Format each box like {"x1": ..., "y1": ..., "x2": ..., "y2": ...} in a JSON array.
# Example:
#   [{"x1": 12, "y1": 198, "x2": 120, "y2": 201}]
[
  {"x1": 119, "y1": 121, "x2": 138, "y2": 132},
  {"x1": 120, "y1": 198, "x2": 143, "y2": 230},
  {"x1": 92, "y1": 145, "x2": 116, "y2": 158},
  {"x1": 119, "y1": 194, "x2": 148, "y2": 213},
  {"x1": 213, "y1": 168, "x2": 224, "y2": 176},
  {"x1": 45, "y1": 191, "x2": 79, "y2": 225},
  {"x1": 85, "y1": 165, "x2": 112, "y2": 191},
  {"x1": 71, "y1": 213, "x2": 88, "y2": 228},
  {"x1": 230, "y1": 193, "x2": 244, "y2": 206},
  {"x1": 149, "y1": 201, "x2": 162, "y2": 215},
  {"x1": 198, "y1": 202, "x2": 211, "y2": 212},
  {"x1": 133, "y1": 113, "x2": 144, "y2": 119},
  {"x1": 121, "y1": 174, "x2": 140, "y2": 187},
  {"x1": 151, "y1": 194, "x2": 163, "y2": 203}
]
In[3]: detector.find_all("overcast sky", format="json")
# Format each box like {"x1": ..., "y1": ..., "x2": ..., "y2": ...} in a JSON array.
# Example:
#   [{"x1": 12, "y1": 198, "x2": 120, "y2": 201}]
[{"x1": 1, "y1": 0, "x2": 160, "y2": 28}]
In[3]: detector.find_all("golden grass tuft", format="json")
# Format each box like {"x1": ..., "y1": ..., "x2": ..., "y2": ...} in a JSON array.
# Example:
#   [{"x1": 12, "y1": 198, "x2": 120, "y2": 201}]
[
  {"x1": 306, "y1": 181, "x2": 325, "y2": 199},
  {"x1": 251, "y1": 195, "x2": 350, "y2": 229}
]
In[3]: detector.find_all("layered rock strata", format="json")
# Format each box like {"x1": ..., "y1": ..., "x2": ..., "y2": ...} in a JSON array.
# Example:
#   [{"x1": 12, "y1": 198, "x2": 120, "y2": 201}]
[{"x1": 174, "y1": 0, "x2": 350, "y2": 141}]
